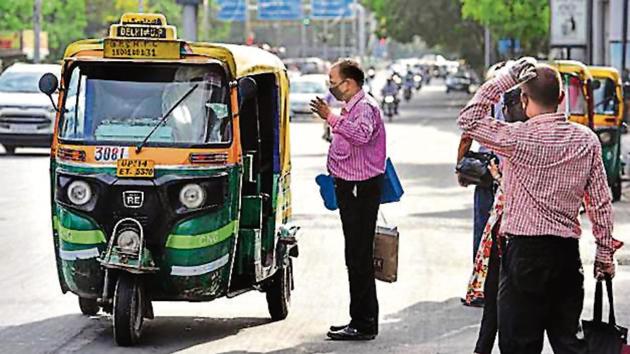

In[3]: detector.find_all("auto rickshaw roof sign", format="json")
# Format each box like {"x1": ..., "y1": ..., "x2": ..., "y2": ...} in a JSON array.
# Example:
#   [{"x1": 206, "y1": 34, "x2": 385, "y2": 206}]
[
  {"x1": 109, "y1": 13, "x2": 177, "y2": 40},
  {"x1": 104, "y1": 13, "x2": 180, "y2": 60}
]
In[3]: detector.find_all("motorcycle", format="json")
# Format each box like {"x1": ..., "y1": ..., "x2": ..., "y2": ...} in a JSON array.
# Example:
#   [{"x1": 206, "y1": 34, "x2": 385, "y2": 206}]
[
  {"x1": 383, "y1": 95, "x2": 396, "y2": 122},
  {"x1": 413, "y1": 74, "x2": 423, "y2": 91},
  {"x1": 403, "y1": 80, "x2": 414, "y2": 101}
]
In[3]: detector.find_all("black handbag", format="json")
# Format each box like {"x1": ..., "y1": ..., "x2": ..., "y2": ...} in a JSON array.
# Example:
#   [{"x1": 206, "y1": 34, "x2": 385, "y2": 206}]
[
  {"x1": 582, "y1": 278, "x2": 628, "y2": 354},
  {"x1": 455, "y1": 151, "x2": 497, "y2": 188}
]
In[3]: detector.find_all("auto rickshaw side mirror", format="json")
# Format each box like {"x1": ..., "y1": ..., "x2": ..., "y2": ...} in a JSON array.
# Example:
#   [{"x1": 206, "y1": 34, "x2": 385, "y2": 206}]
[
  {"x1": 39, "y1": 73, "x2": 60, "y2": 112},
  {"x1": 591, "y1": 80, "x2": 601, "y2": 90},
  {"x1": 238, "y1": 77, "x2": 258, "y2": 108}
]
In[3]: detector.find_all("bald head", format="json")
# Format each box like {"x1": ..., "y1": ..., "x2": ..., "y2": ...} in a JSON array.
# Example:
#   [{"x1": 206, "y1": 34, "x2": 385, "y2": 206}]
[{"x1": 521, "y1": 64, "x2": 563, "y2": 109}]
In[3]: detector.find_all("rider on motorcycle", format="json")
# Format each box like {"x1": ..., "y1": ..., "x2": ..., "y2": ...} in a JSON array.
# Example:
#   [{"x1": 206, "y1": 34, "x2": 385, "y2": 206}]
[{"x1": 381, "y1": 78, "x2": 400, "y2": 114}]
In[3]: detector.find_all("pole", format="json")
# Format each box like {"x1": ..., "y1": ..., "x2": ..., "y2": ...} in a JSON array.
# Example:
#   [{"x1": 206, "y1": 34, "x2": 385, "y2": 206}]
[
  {"x1": 353, "y1": 0, "x2": 358, "y2": 55},
  {"x1": 323, "y1": 20, "x2": 329, "y2": 60},
  {"x1": 33, "y1": 0, "x2": 42, "y2": 63},
  {"x1": 301, "y1": 20, "x2": 307, "y2": 57},
  {"x1": 182, "y1": 3, "x2": 198, "y2": 41},
  {"x1": 484, "y1": 25, "x2": 490, "y2": 69},
  {"x1": 201, "y1": 0, "x2": 209, "y2": 41},
  {"x1": 138, "y1": 0, "x2": 144, "y2": 12},
  {"x1": 622, "y1": 0, "x2": 629, "y2": 77},
  {"x1": 341, "y1": 19, "x2": 346, "y2": 58},
  {"x1": 586, "y1": 0, "x2": 594, "y2": 64},
  {"x1": 358, "y1": 4, "x2": 366, "y2": 59},
  {"x1": 244, "y1": 0, "x2": 251, "y2": 43}
]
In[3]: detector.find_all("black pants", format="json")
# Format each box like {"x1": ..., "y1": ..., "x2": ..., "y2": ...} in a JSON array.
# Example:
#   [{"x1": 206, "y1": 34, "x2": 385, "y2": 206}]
[
  {"x1": 475, "y1": 227, "x2": 504, "y2": 354},
  {"x1": 498, "y1": 236, "x2": 587, "y2": 354},
  {"x1": 334, "y1": 174, "x2": 383, "y2": 334}
]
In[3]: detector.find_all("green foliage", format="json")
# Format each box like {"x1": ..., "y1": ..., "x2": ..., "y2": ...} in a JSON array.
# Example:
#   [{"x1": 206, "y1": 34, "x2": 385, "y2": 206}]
[
  {"x1": 461, "y1": 0, "x2": 550, "y2": 54},
  {"x1": 363, "y1": 0, "x2": 485, "y2": 68},
  {"x1": 0, "y1": 0, "x2": 33, "y2": 32},
  {"x1": 43, "y1": 0, "x2": 88, "y2": 60}
]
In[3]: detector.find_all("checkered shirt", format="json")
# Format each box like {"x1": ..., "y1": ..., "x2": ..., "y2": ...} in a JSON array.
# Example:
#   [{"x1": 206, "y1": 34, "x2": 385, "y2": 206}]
[{"x1": 457, "y1": 73, "x2": 623, "y2": 265}]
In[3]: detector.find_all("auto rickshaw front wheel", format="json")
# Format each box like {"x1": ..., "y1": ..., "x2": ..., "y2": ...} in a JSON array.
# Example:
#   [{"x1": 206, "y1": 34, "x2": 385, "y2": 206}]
[
  {"x1": 113, "y1": 275, "x2": 145, "y2": 346},
  {"x1": 266, "y1": 260, "x2": 292, "y2": 321},
  {"x1": 78, "y1": 297, "x2": 99, "y2": 316}
]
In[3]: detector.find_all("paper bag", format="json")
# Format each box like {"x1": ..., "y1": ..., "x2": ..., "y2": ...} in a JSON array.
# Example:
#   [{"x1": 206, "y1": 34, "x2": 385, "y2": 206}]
[{"x1": 374, "y1": 225, "x2": 399, "y2": 283}]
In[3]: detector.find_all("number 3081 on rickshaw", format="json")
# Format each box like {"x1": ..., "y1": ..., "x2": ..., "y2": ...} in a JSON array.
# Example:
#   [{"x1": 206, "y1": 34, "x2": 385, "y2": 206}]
[{"x1": 38, "y1": 13, "x2": 298, "y2": 346}]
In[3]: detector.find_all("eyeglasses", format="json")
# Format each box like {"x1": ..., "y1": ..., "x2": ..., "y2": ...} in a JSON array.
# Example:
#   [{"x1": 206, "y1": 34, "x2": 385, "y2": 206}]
[{"x1": 327, "y1": 79, "x2": 347, "y2": 88}]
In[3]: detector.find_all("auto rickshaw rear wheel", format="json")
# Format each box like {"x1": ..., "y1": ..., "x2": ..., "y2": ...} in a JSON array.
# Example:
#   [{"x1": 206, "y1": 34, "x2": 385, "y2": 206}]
[
  {"x1": 266, "y1": 260, "x2": 292, "y2": 321},
  {"x1": 113, "y1": 275, "x2": 144, "y2": 346},
  {"x1": 78, "y1": 297, "x2": 99, "y2": 316},
  {"x1": 612, "y1": 176, "x2": 622, "y2": 202}
]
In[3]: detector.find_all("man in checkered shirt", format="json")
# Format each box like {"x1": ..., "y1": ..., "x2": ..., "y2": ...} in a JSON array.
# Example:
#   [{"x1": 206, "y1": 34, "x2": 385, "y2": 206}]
[{"x1": 458, "y1": 58, "x2": 623, "y2": 353}]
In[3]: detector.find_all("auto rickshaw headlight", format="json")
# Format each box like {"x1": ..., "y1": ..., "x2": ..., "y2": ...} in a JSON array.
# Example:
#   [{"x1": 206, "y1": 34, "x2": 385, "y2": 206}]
[
  {"x1": 179, "y1": 183, "x2": 206, "y2": 209},
  {"x1": 598, "y1": 131, "x2": 614, "y2": 145},
  {"x1": 117, "y1": 229, "x2": 140, "y2": 253},
  {"x1": 67, "y1": 180, "x2": 92, "y2": 206}
]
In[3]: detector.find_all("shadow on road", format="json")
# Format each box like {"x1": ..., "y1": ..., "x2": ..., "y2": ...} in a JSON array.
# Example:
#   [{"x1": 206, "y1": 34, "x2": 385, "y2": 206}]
[
  {"x1": 218, "y1": 298, "x2": 482, "y2": 354},
  {"x1": 0, "y1": 152, "x2": 50, "y2": 158},
  {"x1": 0, "y1": 314, "x2": 270, "y2": 353}
]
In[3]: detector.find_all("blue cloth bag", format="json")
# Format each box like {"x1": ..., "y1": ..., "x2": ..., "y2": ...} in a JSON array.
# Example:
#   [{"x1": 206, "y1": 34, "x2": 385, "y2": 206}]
[{"x1": 316, "y1": 158, "x2": 404, "y2": 211}]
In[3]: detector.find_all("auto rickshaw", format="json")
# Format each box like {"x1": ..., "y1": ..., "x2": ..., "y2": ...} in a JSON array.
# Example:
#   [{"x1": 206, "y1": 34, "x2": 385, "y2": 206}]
[
  {"x1": 38, "y1": 13, "x2": 298, "y2": 346},
  {"x1": 551, "y1": 60, "x2": 595, "y2": 128},
  {"x1": 589, "y1": 66, "x2": 625, "y2": 201}
]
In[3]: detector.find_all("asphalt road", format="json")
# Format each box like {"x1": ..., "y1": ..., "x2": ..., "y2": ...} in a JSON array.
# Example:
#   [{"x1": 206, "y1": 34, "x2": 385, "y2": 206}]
[{"x1": 1, "y1": 81, "x2": 629, "y2": 354}]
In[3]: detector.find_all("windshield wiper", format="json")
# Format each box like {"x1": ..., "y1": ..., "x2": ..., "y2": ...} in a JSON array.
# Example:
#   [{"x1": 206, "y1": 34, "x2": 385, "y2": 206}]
[{"x1": 136, "y1": 84, "x2": 199, "y2": 153}]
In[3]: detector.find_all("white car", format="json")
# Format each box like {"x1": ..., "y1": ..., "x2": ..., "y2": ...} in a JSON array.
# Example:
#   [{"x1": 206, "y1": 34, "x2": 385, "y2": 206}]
[
  {"x1": 289, "y1": 74, "x2": 329, "y2": 118},
  {"x1": 0, "y1": 63, "x2": 61, "y2": 154}
]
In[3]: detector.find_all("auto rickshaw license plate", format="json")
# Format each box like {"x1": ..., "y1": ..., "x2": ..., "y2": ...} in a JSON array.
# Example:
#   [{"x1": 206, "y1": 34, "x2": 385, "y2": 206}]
[
  {"x1": 104, "y1": 39, "x2": 180, "y2": 59},
  {"x1": 117, "y1": 159, "x2": 155, "y2": 178}
]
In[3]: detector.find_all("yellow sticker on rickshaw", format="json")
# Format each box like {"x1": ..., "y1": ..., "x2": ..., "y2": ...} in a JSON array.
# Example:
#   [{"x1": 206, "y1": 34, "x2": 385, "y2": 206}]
[
  {"x1": 117, "y1": 159, "x2": 155, "y2": 178},
  {"x1": 104, "y1": 39, "x2": 180, "y2": 59}
]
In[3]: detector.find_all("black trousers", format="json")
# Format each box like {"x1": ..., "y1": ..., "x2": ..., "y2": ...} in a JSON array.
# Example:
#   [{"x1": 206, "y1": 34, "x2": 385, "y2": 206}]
[
  {"x1": 334, "y1": 174, "x2": 383, "y2": 334},
  {"x1": 474, "y1": 227, "x2": 504, "y2": 354},
  {"x1": 498, "y1": 236, "x2": 588, "y2": 354}
]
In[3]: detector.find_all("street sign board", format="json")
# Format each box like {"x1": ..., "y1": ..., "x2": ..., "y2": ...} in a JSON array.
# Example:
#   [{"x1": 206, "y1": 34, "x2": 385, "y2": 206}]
[
  {"x1": 550, "y1": 0, "x2": 588, "y2": 46},
  {"x1": 257, "y1": 0, "x2": 303, "y2": 21},
  {"x1": 312, "y1": 0, "x2": 354, "y2": 19},
  {"x1": 217, "y1": 0, "x2": 247, "y2": 22}
]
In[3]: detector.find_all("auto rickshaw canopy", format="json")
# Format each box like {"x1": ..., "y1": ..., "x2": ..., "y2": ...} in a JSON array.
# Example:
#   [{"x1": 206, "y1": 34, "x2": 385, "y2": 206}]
[{"x1": 588, "y1": 66, "x2": 624, "y2": 127}]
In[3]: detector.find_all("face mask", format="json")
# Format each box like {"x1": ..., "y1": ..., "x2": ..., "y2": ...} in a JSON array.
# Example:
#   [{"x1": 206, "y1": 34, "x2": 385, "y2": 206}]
[{"x1": 329, "y1": 80, "x2": 346, "y2": 101}]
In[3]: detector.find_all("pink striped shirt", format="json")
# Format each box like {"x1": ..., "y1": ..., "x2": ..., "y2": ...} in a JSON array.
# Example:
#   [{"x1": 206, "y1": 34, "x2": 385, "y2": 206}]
[{"x1": 327, "y1": 90, "x2": 386, "y2": 181}]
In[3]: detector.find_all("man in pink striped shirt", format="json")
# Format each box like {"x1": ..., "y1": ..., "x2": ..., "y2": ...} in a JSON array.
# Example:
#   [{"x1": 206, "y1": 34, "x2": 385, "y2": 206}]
[
  {"x1": 458, "y1": 59, "x2": 623, "y2": 353},
  {"x1": 310, "y1": 59, "x2": 386, "y2": 341}
]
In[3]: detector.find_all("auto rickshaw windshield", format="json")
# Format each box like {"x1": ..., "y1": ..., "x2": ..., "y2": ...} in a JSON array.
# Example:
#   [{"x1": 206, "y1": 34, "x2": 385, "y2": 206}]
[
  {"x1": 593, "y1": 77, "x2": 619, "y2": 116},
  {"x1": 59, "y1": 62, "x2": 231, "y2": 146}
]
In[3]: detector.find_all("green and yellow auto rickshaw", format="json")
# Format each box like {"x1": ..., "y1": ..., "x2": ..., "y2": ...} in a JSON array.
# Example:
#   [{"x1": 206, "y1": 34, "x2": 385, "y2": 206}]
[
  {"x1": 589, "y1": 66, "x2": 625, "y2": 201},
  {"x1": 38, "y1": 13, "x2": 298, "y2": 346}
]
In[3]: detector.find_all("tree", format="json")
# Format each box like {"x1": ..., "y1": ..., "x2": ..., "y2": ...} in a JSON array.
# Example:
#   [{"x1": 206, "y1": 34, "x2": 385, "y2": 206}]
[
  {"x1": 461, "y1": 0, "x2": 550, "y2": 56},
  {"x1": 43, "y1": 0, "x2": 88, "y2": 60},
  {"x1": 363, "y1": 0, "x2": 485, "y2": 69},
  {"x1": 0, "y1": 1, "x2": 33, "y2": 32}
]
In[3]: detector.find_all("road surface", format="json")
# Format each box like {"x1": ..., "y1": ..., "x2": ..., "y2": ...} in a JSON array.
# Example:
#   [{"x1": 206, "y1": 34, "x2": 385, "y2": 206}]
[{"x1": 1, "y1": 80, "x2": 629, "y2": 353}]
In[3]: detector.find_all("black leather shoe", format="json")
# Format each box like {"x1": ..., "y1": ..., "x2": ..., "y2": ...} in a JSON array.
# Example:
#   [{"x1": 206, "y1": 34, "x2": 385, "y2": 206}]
[
  {"x1": 329, "y1": 324, "x2": 349, "y2": 332},
  {"x1": 327, "y1": 326, "x2": 376, "y2": 341}
]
